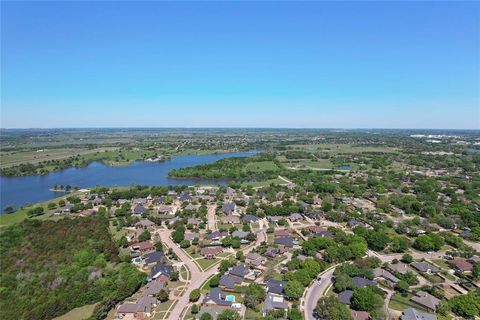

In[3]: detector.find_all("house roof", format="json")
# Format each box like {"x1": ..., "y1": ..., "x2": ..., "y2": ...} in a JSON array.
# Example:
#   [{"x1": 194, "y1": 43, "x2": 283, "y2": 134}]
[
  {"x1": 149, "y1": 263, "x2": 173, "y2": 279},
  {"x1": 352, "y1": 276, "x2": 377, "y2": 288},
  {"x1": 136, "y1": 219, "x2": 155, "y2": 228},
  {"x1": 206, "y1": 231, "x2": 228, "y2": 240},
  {"x1": 274, "y1": 229, "x2": 291, "y2": 237},
  {"x1": 201, "y1": 247, "x2": 223, "y2": 257},
  {"x1": 229, "y1": 264, "x2": 249, "y2": 278},
  {"x1": 219, "y1": 274, "x2": 243, "y2": 289},
  {"x1": 241, "y1": 215, "x2": 259, "y2": 223},
  {"x1": 143, "y1": 251, "x2": 164, "y2": 265},
  {"x1": 232, "y1": 230, "x2": 249, "y2": 239},
  {"x1": 131, "y1": 241, "x2": 154, "y2": 251},
  {"x1": 401, "y1": 308, "x2": 437, "y2": 320},
  {"x1": 262, "y1": 293, "x2": 288, "y2": 314},
  {"x1": 289, "y1": 213, "x2": 303, "y2": 220},
  {"x1": 133, "y1": 205, "x2": 146, "y2": 214},
  {"x1": 351, "y1": 310, "x2": 370, "y2": 320},
  {"x1": 411, "y1": 262, "x2": 440, "y2": 274},
  {"x1": 338, "y1": 290, "x2": 353, "y2": 305},
  {"x1": 388, "y1": 262, "x2": 413, "y2": 274},
  {"x1": 449, "y1": 259, "x2": 473, "y2": 272},
  {"x1": 203, "y1": 287, "x2": 232, "y2": 306},
  {"x1": 373, "y1": 268, "x2": 400, "y2": 283},
  {"x1": 274, "y1": 236, "x2": 294, "y2": 248},
  {"x1": 184, "y1": 232, "x2": 199, "y2": 241},
  {"x1": 221, "y1": 216, "x2": 240, "y2": 223},
  {"x1": 143, "y1": 279, "x2": 167, "y2": 296},
  {"x1": 266, "y1": 279, "x2": 286, "y2": 295},
  {"x1": 411, "y1": 291, "x2": 440, "y2": 311},
  {"x1": 187, "y1": 218, "x2": 201, "y2": 225},
  {"x1": 222, "y1": 203, "x2": 236, "y2": 213}
]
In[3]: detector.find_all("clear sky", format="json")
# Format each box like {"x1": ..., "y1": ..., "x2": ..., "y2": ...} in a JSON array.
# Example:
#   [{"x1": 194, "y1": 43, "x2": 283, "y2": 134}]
[{"x1": 1, "y1": 1, "x2": 479, "y2": 129}]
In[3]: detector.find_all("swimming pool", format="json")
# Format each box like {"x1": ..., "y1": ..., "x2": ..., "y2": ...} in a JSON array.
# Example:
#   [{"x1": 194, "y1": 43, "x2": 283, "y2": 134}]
[{"x1": 226, "y1": 295, "x2": 235, "y2": 302}]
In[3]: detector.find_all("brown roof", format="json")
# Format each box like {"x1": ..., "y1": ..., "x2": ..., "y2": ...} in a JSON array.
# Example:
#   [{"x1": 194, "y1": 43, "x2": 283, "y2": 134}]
[
  {"x1": 305, "y1": 225, "x2": 327, "y2": 234},
  {"x1": 201, "y1": 247, "x2": 223, "y2": 257},
  {"x1": 351, "y1": 310, "x2": 370, "y2": 320},
  {"x1": 449, "y1": 259, "x2": 473, "y2": 272},
  {"x1": 274, "y1": 229, "x2": 291, "y2": 237},
  {"x1": 131, "y1": 241, "x2": 154, "y2": 251}
]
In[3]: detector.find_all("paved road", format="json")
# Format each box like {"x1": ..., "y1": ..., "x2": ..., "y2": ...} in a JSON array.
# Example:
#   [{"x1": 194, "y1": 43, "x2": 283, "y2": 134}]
[
  {"x1": 303, "y1": 267, "x2": 336, "y2": 320},
  {"x1": 157, "y1": 228, "x2": 219, "y2": 320},
  {"x1": 207, "y1": 205, "x2": 217, "y2": 231}
]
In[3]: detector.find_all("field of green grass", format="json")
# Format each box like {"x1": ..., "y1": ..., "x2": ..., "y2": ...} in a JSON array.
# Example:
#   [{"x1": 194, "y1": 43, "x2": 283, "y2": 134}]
[
  {"x1": 287, "y1": 143, "x2": 398, "y2": 154},
  {"x1": 0, "y1": 192, "x2": 82, "y2": 227},
  {"x1": 389, "y1": 293, "x2": 428, "y2": 312},
  {"x1": 54, "y1": 303, "x2": 98, "y2": 320},
  {"x1": 196, "y1": 258, "x2": 220, "y2": 271}
]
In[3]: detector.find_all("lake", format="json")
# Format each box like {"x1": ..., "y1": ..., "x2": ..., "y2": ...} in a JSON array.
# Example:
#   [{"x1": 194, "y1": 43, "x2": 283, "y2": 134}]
[{"x1": 0, "y1": 151, "x2": 256, "y2": 212}]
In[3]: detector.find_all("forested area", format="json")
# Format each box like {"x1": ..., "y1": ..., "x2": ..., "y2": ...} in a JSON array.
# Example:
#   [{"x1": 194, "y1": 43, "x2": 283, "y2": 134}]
[{"x1": 0, "y1": 217, "x2": 145, "y2": 320}]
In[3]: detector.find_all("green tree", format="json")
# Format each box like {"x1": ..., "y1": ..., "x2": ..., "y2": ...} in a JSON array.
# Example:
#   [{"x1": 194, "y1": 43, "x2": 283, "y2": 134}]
[
  {"x1": 191, "y1": 304, "x2": 199, "y2": 314},
  {"x1": 334, "y1": 273, "x2": 354, "y2": 292},
  {"x1": 288, "y1": 308, "x2": 303, "y2": 320},
  {"x1": 189, "y1": 289, "x2": 201, "y2": 302},
  {"x1": 351, "y1": 287, "x2": 382, "y2": 312},
  {"x1": 401, "y1": 253, "x2": 413, "y2": 264},
  {"x1": 158, "y1": 289, "x2": 169, "y2": 302},
  {"x1": 285, "y1": 280, "x2": 304, "y2": 300},
  {"x1": 314, "y1": 296, "x2": 352, "y2": 320},
  {"x1": 244, "y1": 283, "x2": 266, "y2": 310},
  {"x1": 449, "y1": 292, "x2": 480, "y2": 318},
  {"x1": 139, "y1": 230, "x2": 151, "y2": 241},
  {"x1": 200, "y1": 313, "x2": 213, "y2": 320},
  {"x1": 217, "y1": 309, "x2": 242, "y2": 320}
]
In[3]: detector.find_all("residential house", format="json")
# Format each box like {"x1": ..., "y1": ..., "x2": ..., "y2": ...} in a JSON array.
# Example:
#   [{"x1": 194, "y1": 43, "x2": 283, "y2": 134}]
[
  {"x1": 274, "y1": 236, "x2": 294, "y2": 249},
  {"x1": 388, "y1": 262, "x2": 414, "y2": 275},
  {"x1": 219, "y1": 273, "x2": 243, "y2": 290},
  {"x1": 229, "y1": 264, "x2": 249, "y2": 278},
  {"x1": 400, "y1": 308, "x2": 437, "y2": 320},
  {"x1": 179, "y1": 194, "x2": 193, "y2": 202},
  {"x1": 267, "y1": 216, "x2": 282, "y2": 223},
  {"x1": 221, "y1": 216, "x2": 240, "y2": 224},
  {"x1": 116, "y1": 296, "x2": 157, "y2": 319},
  {"x1": 202, "y1": 287, "x2": 232, "y2": 308},
  {"x1": 274, "y1": 229, "x2": 291, "y2": 237},
  {"x1": 449, "y1": 259, "x2": 473, "y2": 272},
  {"x1": 241, "y1": 215, "x2": 259, "y2": 223},
  {"x1": 232, "y1": 230, "x2": 249, "y2": 239},
  {"x1": 222, "y1": 203, "x2": 236, "y2": 215},
  {"x1": 338, "y1": 290, "x2": 353, "y2": 305},
  {"x1": 187, "y1": 218, "x2": 201, "y2": 226},
  {"x1": 185, "y1": 204, "x2": 200, "y2": 211},
  {"x1": 142, "y1": 251, "x2": 164, "y2": 267},
  {"x1": 131, "y1": 241, "x2": 155, "y2": 254},
  {"x1": 246, "y1": 252, "x2": 266, "y2": 268},
  {"x1": 136, "y1": 219, "x2": 155, "y2": 229},
  {"x1": 352, "y1": 276, "x2": 377, "y2": 288},
  {"x1": 149, "y1": 263, "x2": 173, "y2": 281},
  {"x1": 265, "y1": 247, "x2": 282, "y2": 258},
  {"x1": 266, "y1": 279, "x2": 286, "y2": 295},
  {"x1": 351, "y1": 310, "x2": 370, "y2": 320},
  {"x1": 411, "y1": 291, "x2": 440, "y2": 312},
  {"x1": 411, "y1": 262, "x2": 440, "y2": 274},
  {"x1": 262, "y1": 293, "x2": 288, "y2": 317},
  {"x1": 133, "y1": 205, "x2": 146, "y2": 216},
  {"x1": 206, "y1": 231, "x2": 228, "y2": 241},
  {"x1": 288, "y1": 213, "x2": 303, "y2": 222},
  {"x1": 143, "y1": 279, "x2": 167, "y2": 297},
  {"x1": 201, "y1": 247, "x2": 223, "y2": 259},
  {"x1": 373, "y1": 268, "x2": 400, "y2": 286},
  {"x1": 158, "y1": 205, "x2": 173, "y2": 215},
  {"x1": 185, "y1": 232, "x2": 200, "y2": 241}
]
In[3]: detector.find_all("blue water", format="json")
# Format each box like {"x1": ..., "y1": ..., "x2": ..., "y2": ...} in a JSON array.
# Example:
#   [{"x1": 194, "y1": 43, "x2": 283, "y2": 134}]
[{"x1": 0, "y1": 151, "x2": 256, "y2": 212}]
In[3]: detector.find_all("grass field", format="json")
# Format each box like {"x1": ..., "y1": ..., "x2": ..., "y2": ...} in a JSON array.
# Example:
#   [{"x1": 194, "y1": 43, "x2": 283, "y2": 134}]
[
  {"x1": 0, "y1": 192, "x2": 83, "y2": 227},
  {"x1": 287, "y1": 143, "x2": 398, "y2": 154},
  {"x1": 245, "y1": 161, "x2": 279, "y2": 172},
  {"x1": 196, "y1": 258, "x2": 220, "y2": 271},
  {"x1": 53, "y1": 303, "x2": 98, "y2": 320},
  {"x1": 389, "y1": 293, "x2": 428, "y2": 312},
  {"x1": 0, "y1": 147, "x2": 117, "y2": 168}
]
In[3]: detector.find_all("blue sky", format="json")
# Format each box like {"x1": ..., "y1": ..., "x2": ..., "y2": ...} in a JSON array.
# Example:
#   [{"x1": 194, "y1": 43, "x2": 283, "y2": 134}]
[{"x1": 1, "y1": 1, "x2": 479, "y2": 129}]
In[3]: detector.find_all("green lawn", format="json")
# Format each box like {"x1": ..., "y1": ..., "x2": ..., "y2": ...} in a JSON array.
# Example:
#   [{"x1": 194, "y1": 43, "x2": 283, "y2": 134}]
[
  {"x1": 242, "y1": 178, "x2": 285, "y2": 188},
  {"x1": 245, "y1": 306, "x2": 262, "y2": 319},
  {"x1": 196, "y1": 258, "x2": 220, "y2": 271},
  {"x1": 245, "y1": 161, "x2": 279, "y2": 172},
  {"x1": 54, "y1": 303, "x2": 98, "y2": 320},
  {"x1": 389, "y1": 293, "x2": 429, "y2": 312}
]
